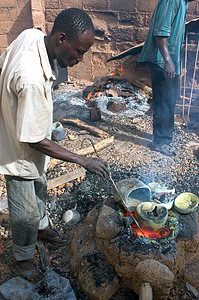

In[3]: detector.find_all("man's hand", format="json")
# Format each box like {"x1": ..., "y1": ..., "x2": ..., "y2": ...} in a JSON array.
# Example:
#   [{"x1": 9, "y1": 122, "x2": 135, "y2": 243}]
[
  {"x1": 164, "y1": 59, "x2": 175, "y2": 79},
  {"x1": 82, "y1": 157, "x2": 109, "y2": 177}
]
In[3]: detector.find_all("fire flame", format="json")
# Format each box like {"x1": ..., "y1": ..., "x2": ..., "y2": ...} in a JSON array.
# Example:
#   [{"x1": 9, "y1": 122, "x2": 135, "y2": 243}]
[
  {"x1": 124, "y1": 211, "x2": 172, "y2": 239},
  {"x1": 86, "y1": 92, "x2": 92, "y2": 100},
  {"x1": 111, "y1": 65, "x2": 124, "y2": 76},
  {"x1": 86, "y1": 81, "x2": 104, "y2": 100},
  {"x1": 118, "y1": 65, "x2": 124, "y2": 76}
]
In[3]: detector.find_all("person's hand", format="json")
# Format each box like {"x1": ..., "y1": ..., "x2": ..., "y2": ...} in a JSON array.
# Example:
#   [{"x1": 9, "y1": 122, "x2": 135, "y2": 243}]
[
  {"x1": 164, "y1": 59, "x2": 175, "y2": 79},
  {"x1": 83, "y1": 157, "x2": 109, "y2": 177}
]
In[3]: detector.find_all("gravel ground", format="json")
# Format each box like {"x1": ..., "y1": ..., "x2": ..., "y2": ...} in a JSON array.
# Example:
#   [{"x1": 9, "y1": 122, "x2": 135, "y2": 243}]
[{"x1": 0, "y1": 81, "x2": 199, "y2": 299}]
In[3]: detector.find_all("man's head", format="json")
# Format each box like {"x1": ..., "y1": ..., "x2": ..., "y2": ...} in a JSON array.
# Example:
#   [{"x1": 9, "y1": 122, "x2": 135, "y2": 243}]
[{"x1": 49, "y1": 8, "x2": 95, "y2": 68}]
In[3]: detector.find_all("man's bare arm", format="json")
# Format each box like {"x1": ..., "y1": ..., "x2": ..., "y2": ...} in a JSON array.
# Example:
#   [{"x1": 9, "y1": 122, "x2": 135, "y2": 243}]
[
  {"x1": 29, "y1": 138, "x2": 109, "y2": 177},
  {"x1": 155, "y1": 36, "x2": 175, "y2": 78}
]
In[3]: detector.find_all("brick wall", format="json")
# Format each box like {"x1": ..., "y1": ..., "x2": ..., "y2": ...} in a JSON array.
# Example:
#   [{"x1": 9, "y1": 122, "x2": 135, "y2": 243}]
[
  {"x1": 44, "y1": 0, "x2": 198, "y2": 81},
  {"x1": 0, "y1": 0, "x2": 33, "y2": 55},
  {"x1": 0, "y1": 0, "x2": 198, "y2": 81}
]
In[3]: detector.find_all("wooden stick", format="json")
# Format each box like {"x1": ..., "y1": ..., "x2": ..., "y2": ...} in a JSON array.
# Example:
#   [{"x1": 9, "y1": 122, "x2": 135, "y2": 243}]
[
  {"x1": 60, "y1": 118, "x2": 110, "y2": 138},
  {"x1": 187, "y1": 40, "x2": 199, "y2": 120},
  {"x1": 47, "y1": 167, "x2": 86, "y2": 190},
  {"x1": 139, "y1": 283, "x2": 153, "y2": 300},
  {"x1": 182, "y1": 32, "x2": 188, "y2": 122},
  {"x1": 76, "y1": 136, "x2": 114, "y2": 155}
]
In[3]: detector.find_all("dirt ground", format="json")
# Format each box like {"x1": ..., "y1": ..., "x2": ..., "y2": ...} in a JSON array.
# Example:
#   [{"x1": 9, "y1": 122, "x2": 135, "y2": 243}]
[{"x1": 0, "y1": 78, "x2": 199, "y2": 299}]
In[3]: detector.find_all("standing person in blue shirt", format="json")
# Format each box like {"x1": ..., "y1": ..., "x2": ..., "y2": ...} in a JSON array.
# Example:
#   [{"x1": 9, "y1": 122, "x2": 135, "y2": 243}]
[{"x1": 139, "y1": 0, "x2": 194, "y2": 156}]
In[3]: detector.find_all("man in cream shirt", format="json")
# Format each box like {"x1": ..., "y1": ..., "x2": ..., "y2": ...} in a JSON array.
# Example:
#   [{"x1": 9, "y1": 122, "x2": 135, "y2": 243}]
[{"x1": 0, "y1": 8, "x2": 109, "y2": 281}]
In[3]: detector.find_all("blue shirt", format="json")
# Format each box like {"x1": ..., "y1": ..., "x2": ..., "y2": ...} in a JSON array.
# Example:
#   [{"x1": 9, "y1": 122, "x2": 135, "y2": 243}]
[{"x1": 138, "y1": 0, "x2": 188, "y2": 75}]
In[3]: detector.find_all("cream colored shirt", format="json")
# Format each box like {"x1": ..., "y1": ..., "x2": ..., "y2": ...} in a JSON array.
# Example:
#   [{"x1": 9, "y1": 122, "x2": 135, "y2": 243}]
[{"x1": 0, "y1": 29, "x2": 57, "y2": 179}]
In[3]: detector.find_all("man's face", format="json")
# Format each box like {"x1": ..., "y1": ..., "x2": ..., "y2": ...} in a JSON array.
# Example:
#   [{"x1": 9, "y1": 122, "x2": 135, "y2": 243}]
[{"x1": 54, "y1": 29, "x2": 95, "y2": 68}]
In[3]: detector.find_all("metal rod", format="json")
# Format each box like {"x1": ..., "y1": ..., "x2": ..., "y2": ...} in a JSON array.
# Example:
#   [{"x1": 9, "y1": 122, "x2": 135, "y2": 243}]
[
  {"x1": 187, "y1": 40, "x2": 199, "y2": 120},
  {"x1": 182, "y1": 32, "x2": 188, "y2": 122}
]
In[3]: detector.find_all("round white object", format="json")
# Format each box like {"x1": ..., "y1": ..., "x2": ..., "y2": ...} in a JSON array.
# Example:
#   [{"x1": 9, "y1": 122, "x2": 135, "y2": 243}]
[{"x1": 62, "y1": 209, "x2": 80, "y2": 225}]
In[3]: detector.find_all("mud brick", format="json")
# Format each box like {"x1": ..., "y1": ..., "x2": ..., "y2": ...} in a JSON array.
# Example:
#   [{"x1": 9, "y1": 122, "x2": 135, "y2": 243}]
[
  {"x1": 110, "y1": 0, "x2": 135, "y2": 12},
  {"x1": 31, "y1": 0, "x2": 42, "y2": 11},
  {"x1": 137, "y1": 0, "x2": 157, "y2": 12},
  {"x1": 89, "y1": 107, "x2": 101, "y2": 121},
  {"x1": 83, "y1": 0, "x2": 108, "y2": 11},
  {"x1": 45, "y1": 0, "x2": 59, "y2": 9},
  {"x1": 107, "y1": 99, "x2": 126, "y2": 113},
  {"x1": 0, "y1": 35, "x2": 8, "y2": 48},
  {"x1": 59, "y1": 0, "x2": 83, "y2": 9},
  {"x1": 45, "y1": 9, "x2": 61, "y2": 22},
  {"x1": 0, "y1": 0, "x2": 17, "y2": 7}
]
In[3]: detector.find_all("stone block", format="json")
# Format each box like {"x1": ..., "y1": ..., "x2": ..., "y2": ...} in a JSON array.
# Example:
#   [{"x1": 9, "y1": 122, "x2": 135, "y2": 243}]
[
  {"x1": 119, "y1": 12, "x2": 152, "y2": 28},
  {"x1": 133, "y1": 259, "x2": 174, "y2": 299},
  {"x1": 96, "y1": 199, "x2": 122, "y2": 239},
  {"x1": 107, "y1": 99, "x2": 127, "y2": 113},
  {"x1": 0, "y1": 9, "x2": 19, "y2": 22},
  {"x1": 45, "y1": 0, "x2": 59, "y2": 9},
  {"x1": 108, "y1": 26, "x2": 135, "y2": 42},
  {"x1": 119, "y1": 12, "x2": 138, "y2": 26},
  {"x1": 92, "y1": 11, "x2": 118, "y2": 24},
  {"x1": 134, "y1": 28, "x2": 149, "y2": 44},
  {"x1": 31, "y1": 0, "x2": 42, "y2": 11},
  {"x1": 0, "y1": 22, "x2": 13, "y2": 35},
  {"x1": 89, "y1": 107, "x2": 102, "y2": 121},
  {"x1": 45, "y1": 9, "x2": 61, "y2": 22},
  {"x1": 18, "y1": 0, "x2": 31, "y2": 7},
  {"x1": 59, "y1": 0, "x2": 83, "y2": 9},
  {"x1": 83, "y1": 0, "x2": 108, "y2": 11},
  {"x1": 32, "y1": 12, "x2": 45, "y2": 28},
  {"x1": 0, "y1": 0, "x2": 17, "y2": 7},
  {"x1": 0, "y1": 35, "x2": 8, "y2": 48},
  {"x1": 137, "y1": 0, "x2": 158, "y2": 12},
  {"x1": 110, "y1": 0, "x2": 135, "y2": 12}
]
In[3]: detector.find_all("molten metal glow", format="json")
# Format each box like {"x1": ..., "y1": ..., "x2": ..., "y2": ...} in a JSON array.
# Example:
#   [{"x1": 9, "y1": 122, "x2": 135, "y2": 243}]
[{"x1": 124, "y1": 211, "x2": 172, "y2": 239}]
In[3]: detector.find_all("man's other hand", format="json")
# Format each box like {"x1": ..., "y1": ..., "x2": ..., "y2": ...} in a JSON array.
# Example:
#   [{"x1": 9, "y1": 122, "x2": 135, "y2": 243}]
[
  {"x1": 164, "y1": 59, "x2": 175, "y2": 79},
  {"x1": 83, "y1": 157, "x2": 109, "y2": 177}
]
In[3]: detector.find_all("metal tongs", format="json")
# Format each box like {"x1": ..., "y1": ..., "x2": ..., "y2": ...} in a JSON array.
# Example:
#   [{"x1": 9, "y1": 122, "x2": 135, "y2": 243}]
[{"x1": 81, "y1": 137, "x2": 145, "y2": 237}]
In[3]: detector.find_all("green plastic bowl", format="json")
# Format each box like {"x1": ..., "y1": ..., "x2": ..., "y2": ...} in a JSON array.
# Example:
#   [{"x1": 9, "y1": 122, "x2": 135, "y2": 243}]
[{"x1": 174, "y1": 193, "x2": 199, "y2": 214}]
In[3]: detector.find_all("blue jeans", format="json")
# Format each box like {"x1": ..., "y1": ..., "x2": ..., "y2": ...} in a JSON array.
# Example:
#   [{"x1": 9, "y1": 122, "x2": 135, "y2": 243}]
[
  {"x1": 5, "y1": 174, "x2": 49, "y2": 261},
  {"x1": 149, "y1": 63, "x2": 179, "y2": 146}
]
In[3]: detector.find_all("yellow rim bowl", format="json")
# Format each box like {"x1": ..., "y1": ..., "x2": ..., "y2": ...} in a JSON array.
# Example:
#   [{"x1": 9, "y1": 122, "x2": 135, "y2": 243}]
[{"x1": 174, "y1": 192, "x2": 199, "y2": 214}]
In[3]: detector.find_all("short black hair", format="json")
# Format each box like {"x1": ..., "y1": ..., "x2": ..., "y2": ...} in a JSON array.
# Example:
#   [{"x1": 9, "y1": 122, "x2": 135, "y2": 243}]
[{"x1": 51, "y1": 8, "x2": 95, "y2": 40}]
